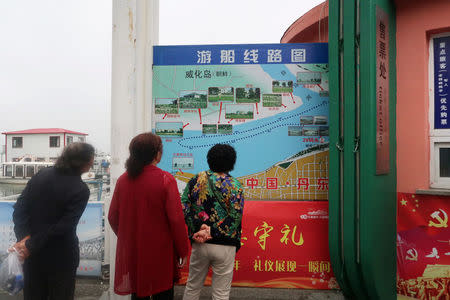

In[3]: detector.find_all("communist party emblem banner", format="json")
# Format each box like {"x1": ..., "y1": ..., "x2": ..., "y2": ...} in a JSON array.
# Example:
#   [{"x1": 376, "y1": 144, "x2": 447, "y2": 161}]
[
  {"x1": 179, "y1": 201, "x2": 339, "y2": 289},
  {"x1": 397, "y1": 193, "x2": 450, "y2": 299}
]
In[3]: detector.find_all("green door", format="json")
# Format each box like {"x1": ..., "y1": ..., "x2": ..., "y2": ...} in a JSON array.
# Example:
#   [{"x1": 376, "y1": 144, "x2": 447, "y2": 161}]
[{"x1": 329, "y1": 0, "x2": 397, "y2": 299}]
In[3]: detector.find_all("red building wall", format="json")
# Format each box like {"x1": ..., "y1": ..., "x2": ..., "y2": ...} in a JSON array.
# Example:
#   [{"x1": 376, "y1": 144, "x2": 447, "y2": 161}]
[
  {"x1": 395, "y1": 0, "x2": 450, "y2": 192},
  {"x1": 281, "y1": 1, "x2": 328, "y2": 44}
]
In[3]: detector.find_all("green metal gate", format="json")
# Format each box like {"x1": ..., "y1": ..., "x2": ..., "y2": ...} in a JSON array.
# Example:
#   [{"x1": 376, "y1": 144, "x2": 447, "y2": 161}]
[{"x1": 329, "y1": 0, "x2": 397, "y2": 298}]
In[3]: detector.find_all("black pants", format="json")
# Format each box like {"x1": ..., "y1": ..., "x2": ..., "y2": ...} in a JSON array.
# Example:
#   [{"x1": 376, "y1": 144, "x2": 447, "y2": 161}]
[
  {"x1": 131, "y1": 287, "x2": 174, "y2": 300},
  {"x1": 23, "y1": 261, "x2": 76, "y2": 300}
]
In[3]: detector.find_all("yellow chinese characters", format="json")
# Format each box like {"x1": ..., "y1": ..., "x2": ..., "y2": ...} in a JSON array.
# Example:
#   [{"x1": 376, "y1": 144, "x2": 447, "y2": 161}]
[
  {"x1": 280, "y1": 224, "x2": 304, "y2": 246},
  {"x1": 254, "y1": 221, "x2": 274, "y2": 251},
  {"x1": 240, "y1": 229, "x2": 248, "y2": 246},
  {"x1": 308, "y1": 261, "x2": 331, "y2": 273},
  {"x1": 254, "y1": 259, "x2": 297, "y2": 272},
  {"x1": 254, "y1": 222, "x2": 305, "y2": 251}
]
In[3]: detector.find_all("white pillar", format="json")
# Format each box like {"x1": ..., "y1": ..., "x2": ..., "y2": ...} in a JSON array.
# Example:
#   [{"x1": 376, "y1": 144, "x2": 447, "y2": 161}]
[{"x1": 107, "y1": 0, "x2": 158, "y2": 298}]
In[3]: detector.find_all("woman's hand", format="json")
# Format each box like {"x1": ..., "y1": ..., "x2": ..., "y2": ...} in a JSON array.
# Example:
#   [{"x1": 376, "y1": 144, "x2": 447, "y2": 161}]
[
  {"x1": 193, "y1": 224, "x2": 211, "y2": 243},
  {"x1": 9, "y1": 236, "x2": 30, "y2": 261}
]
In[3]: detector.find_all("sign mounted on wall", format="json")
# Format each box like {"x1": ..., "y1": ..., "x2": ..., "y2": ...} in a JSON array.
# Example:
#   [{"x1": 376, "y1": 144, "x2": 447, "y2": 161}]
[
  {"x1": 376, "y1": 7, "x2": 390, "y2": 175},
  {"x1": 433, "y1": 35, "x2": 450, "y2": 130},
  {"x1": 152, "y1": 43, "x2": 329, "y2": 201},
  {"x1": 152, "y1": 43, "x2": 336, "y2": 289}
]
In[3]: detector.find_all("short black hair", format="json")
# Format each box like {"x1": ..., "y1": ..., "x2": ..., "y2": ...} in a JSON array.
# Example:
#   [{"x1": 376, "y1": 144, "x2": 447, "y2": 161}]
[
  {"x1": 55, "y1": 142, "x2": 95, "y2": 175},
  {"x1": 207, "y1": 144, "x2": 236, "y2": 173}
]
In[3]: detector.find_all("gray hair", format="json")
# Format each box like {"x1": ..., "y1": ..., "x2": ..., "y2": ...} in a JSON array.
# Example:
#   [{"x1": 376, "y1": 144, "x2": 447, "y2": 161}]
[{"x1": 55, "y1": 142, "x2": 95, "y2": 175}]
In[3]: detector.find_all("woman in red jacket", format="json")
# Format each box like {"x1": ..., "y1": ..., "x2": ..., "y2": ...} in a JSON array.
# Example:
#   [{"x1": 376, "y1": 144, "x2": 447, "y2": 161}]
[{"x1": 108, "y1": 132, "x2": 189, "y2": 300}]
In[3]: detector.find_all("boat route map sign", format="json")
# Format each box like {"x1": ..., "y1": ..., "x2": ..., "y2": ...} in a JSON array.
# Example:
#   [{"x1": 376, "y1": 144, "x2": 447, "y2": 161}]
[
  {"x1": 153, "y1": 44, "x2": 336, "y2": 289},
  {"x1": 152, "y1": 43, "x2": 329, "y2": 201}
]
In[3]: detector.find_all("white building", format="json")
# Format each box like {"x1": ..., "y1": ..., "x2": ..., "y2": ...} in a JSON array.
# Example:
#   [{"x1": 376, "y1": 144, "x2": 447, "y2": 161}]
[{"x1": 2, "y1": 128, "x2": 88, "y2": 163}]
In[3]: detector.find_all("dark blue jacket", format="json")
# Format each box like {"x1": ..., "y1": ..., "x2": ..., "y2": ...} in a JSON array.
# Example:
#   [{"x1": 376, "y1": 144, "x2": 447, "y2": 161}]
[{"x1": 13, "y1": 167, "x2": 89, "y2": 271}]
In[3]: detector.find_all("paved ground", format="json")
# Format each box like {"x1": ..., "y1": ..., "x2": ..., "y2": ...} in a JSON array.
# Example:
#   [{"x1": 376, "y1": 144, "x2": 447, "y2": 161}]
[
  {"x1": 172, "y1": 286, "x2": 345, "y2": 300},
  {"x1": 0, "y1": 278, "x2": 346, "y2": 300}
]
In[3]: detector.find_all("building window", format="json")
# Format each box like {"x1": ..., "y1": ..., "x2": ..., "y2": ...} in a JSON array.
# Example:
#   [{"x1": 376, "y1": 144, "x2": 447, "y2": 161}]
[
  {"x1": 49, "y1": 136, "x2": 60, "y2": 148},
  {"x1": 67, "y1": 136, "x2": 73, "y2": 145},
  {"x1": 4, "y1": 165, "x2": 12, "y2": 177},
  {"x1": 15, "y1": 165, "x2": 24, "y2": 178},
  {"x1": 429, "y1": 33, "x2": 450, "y2": 188},
  {"x1": 12, "y1": 137, "x2": 23, "y2": 148},
  {"x1": 78, "y1": 136, "x2": 85, "y2": 142},
  {"x1": 26, "y1": 166, "x2": 35, "y2": 178},
  {"x1": 439, "y1": 147, "x2": 450, "y2": 177}
]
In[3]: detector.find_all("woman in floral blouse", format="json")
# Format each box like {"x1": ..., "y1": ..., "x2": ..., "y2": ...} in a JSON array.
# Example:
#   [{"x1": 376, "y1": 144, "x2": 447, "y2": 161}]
[{"x1": 181, "y1": 144, "x2": 244, "y2": 300}]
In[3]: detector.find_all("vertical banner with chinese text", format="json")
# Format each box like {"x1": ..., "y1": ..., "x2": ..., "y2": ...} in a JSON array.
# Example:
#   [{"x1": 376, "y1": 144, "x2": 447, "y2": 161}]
[
  {"x1": 433, "y1": 36, "x2": 450, "y2": 130},
  {"x1": 153, "y1": 44, "x2": 334, "y2": 288},
  {"x1": 376, "y1": 7, "x2": 390, "y2": 174}
]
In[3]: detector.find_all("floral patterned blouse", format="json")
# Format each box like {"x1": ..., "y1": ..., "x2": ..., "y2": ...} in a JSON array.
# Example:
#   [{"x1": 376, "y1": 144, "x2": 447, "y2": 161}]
[{"x1": 181, "y1": 170, "x2": 245, "y2": 250}]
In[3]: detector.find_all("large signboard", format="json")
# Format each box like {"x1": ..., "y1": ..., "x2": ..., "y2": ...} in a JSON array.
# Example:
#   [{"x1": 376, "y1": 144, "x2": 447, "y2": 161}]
[
  {"x1": 0, "y1": 202, "x2": 103, "y2": 277},
  {"x1": 153, "y1": 43, "x2": 329, "y2": 200},
  {"x1": 433, "y1": 36, "x2": 450, "y2": 130},
  {"x1": 153, "y1": 44, "x2": 335, "y2": 289},
  {"x1": 179, "y1": 201, "x2": 338, "y2": 289},
  {"x1": 397, "y1": 193, "x2": 450, "y2": 298}
]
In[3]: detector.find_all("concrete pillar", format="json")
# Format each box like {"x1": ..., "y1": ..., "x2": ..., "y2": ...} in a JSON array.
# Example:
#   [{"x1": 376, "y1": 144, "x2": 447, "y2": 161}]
[{"x1": 107, "y1": 0, "x2": 158, "y2": 298}]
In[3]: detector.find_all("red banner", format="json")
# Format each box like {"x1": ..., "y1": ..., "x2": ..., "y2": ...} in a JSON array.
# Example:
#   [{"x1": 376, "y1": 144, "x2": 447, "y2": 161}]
[
  {"x1": 397, "y1": 193, "x2": 450, "y2": 299},
  {"x1": 179, "y1": 200, "x2": 338, "y2": 289}
]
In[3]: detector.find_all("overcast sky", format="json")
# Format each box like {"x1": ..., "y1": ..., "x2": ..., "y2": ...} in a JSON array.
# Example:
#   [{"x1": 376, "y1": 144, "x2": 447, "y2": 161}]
[{"x1": 0, "y1": 0, "x2": 324, "y2": 152}]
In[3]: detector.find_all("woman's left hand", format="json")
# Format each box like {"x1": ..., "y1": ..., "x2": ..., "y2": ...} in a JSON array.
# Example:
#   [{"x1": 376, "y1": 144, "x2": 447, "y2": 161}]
[{"x1": 9, "y1": 236, "x2": 30, "y2": 261}]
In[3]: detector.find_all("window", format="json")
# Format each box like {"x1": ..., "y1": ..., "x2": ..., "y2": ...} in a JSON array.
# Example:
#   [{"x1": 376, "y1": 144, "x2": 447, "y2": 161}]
[
  {"x1": 26, "y1": 166, "x2": 35, "y2": 177},
  {"x1": 67, "y1": 136, "x2": 73, "y2": 145},
  {"x1": 49, "y1": 136, "x2": 60, "y2": 148},
  {"x1": 78, "y1": 136, "x2": 85, "y2": 142},
  {"x1": 4, "y1": 165, "x2": 12, "y2": 177},
  {"x1": 12, "y1": 137, "x2": 23, "y2": 148},
  {"x1": 430, "y1": 138, "x2": 450, "y2": 188},
  {"x1": 439, "y1": 147, "x2": 450, "y2": 177},
  {"x1": 429, "y1": 33, "x2": 450, "y2": 188},
  {"x1": 15, "y1": 165, "x2": 24, "y2": 178}
]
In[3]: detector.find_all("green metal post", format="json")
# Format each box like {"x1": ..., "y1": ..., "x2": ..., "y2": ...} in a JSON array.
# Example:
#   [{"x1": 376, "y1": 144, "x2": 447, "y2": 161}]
[{"x1": 328, "y1": 0, "x2": 397, "y2": 299}]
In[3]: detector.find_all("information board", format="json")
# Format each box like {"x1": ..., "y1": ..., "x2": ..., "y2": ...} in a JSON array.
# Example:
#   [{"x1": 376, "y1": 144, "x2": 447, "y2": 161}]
[
  {"x1": 152, "y1": 43, "x2": 329, "y2": 200},
  {"x1": 153, "y1": 44, "x2": 336, "y2": 289}
]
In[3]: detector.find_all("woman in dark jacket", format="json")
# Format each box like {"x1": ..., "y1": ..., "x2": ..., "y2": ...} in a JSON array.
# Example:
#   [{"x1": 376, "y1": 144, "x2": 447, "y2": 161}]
[{"x1": 12, "y1": 142, "x2": 95, "y2": 300}]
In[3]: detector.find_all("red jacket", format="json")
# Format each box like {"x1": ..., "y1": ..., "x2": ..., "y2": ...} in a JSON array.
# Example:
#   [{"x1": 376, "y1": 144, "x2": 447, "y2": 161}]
[{"x1": 108, "y1": 165, "x2": 189, "y2": 297}]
